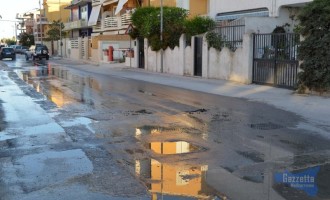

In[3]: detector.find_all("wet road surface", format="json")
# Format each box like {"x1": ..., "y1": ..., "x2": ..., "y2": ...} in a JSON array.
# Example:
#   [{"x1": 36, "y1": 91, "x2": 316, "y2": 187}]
[{"x1": 0, "y1": 55, "x2": 330, "y2": 200}]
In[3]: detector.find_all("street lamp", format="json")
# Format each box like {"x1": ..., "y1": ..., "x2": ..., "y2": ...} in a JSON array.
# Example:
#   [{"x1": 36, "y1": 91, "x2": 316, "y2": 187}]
[{"x1": 160, "y1": 0, "x2": 163, "y2": 73}]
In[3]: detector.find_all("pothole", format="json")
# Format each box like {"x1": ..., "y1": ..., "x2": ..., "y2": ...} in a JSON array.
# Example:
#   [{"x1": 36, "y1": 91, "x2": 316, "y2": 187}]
[
  {"x1": 250, "y1": 122, "x2": 284, "y2": 130},
  {"x1": 185, "y1": 108, "x2": 208, "y2": 114},
  {"x1": 122, "y1": 109, "x2": 153, "y2": 116},
  {"x1": 138, "y1": 89, "x2": 156, "y2": 96},
  {"x1": 236, "y1": 150, "x2": 264, "y2": 163}
]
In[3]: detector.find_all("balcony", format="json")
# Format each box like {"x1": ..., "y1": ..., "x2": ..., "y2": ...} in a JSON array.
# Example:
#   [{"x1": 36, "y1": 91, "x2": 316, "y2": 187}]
[
  {"x1": 93, "y1": 13, "x2": 132, "y2": 32},
  {"x1": 36, "y1": 17, "x2": 49, "y2": 25},
  {"x1": 25, "y1": 19, "x2": 35, "y2": 27},
  {"x1": 63, "y1": 19, "x2": 88, "y2": 31}
]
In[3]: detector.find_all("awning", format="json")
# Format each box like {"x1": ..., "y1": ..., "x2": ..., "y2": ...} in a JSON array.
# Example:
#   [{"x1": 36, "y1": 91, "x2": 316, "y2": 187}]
[
  {"x1": 88, "y1": 5, "x2": 102, "y2": 26},
  {"x1": 115, "y1": 0, "x2": 128, "y2": 15},
  {"x1": 215, "y1": 8, "x2": 269, "y2": 21}
]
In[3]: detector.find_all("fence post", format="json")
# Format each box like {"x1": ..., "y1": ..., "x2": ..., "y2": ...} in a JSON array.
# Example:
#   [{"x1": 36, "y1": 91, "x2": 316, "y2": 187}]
[
  {"x1": 246, "y1": 33, "x2": 254, "y2": 84},
  {"x1": 144, "y1": 38, "x2": 149, "y2": 71},
  {"x1": 179, "y1": 34, "x2": 186, "y2": 76},
  {"x1": 84, "y1": 37, "x2": 88, "y2": 60},
  {"x1": 202, "y1": 33, "x2": 209, "y2": 78},
  {"x1": 78, "y1": 37, "x2": 82, "y2": 59}
]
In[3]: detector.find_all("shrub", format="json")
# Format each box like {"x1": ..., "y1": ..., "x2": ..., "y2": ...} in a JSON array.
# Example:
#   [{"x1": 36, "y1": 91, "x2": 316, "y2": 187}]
[
  {"x1": 297, "y1": 0, "x2": 330, "y2": 92},
  {"x1": 205, "y1": 32, "x2": 224, "y2": 51},
  {"x1": 130, "y1": 7, "x2": 216, "y2": 50},
  {"x1": 184, "y1": 16, "x2": 215, "y2": 45}
]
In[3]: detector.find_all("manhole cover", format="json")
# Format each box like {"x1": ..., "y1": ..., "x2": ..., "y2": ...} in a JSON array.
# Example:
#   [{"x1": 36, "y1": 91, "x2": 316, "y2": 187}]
[{"x1": 250, "y1": 122, "x2": 283, "y2": 130}]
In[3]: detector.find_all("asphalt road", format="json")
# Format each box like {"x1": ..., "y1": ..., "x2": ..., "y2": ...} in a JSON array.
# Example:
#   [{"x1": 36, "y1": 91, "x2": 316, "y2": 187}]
[{"x1": 0, "y1": 55, "x2": 329, "y2": 200}]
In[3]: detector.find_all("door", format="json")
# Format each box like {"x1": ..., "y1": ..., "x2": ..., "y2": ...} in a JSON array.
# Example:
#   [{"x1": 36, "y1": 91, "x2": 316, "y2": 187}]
[
  {"x1": 252, "y1": 33, "x2": 299, "y2": 89},
  {"x1": 194, "y1": 37, "x2": 203, "y2": 76},
  {"x1": 138, "y1": 37, "x2": 144, "y2": 69}
]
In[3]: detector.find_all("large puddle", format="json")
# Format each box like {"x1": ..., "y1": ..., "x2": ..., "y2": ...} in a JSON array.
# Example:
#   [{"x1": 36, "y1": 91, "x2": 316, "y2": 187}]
[{"x1": 13, "y1": 64, "x2": 330, "y2": 200}]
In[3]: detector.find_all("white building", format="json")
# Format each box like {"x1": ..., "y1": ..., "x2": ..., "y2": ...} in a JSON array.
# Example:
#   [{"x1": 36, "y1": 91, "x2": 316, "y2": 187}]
[
  {"x1": 209, "y1": 0, "x2": 312, "y2": 33},
  {"x1": 209, "y1": 0, "x2": 312, "y2": 18}
]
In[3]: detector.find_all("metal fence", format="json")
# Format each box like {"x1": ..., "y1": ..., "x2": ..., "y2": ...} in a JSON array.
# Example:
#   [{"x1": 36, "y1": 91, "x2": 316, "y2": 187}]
[
  {"x1": 252, "y1": 33, "x2": 300, "y2": 89},
  {"x1": 214, "y1": 18, "x2": 245, "y2": 51}
]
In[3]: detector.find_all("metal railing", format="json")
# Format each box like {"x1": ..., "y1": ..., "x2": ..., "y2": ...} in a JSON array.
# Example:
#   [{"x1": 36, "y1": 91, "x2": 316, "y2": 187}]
[{"x1": 214, "y1": 18, "x2": 245, "y2": 51}]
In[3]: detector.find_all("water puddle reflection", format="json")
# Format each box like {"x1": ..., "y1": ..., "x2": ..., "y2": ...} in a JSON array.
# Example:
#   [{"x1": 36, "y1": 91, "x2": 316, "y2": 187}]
[
  {"x1": 135, "y1": 158, "x2": 218, "y2": 199},
  {"x1": 135, "y1": 126, "x2": 207, "y2": 140},
  {"x1": 16, "y1": 66, "x2": 102, "y2": 108},
  {"x1": 146, "y1": 141, "x2": 206, "y2": 155}
]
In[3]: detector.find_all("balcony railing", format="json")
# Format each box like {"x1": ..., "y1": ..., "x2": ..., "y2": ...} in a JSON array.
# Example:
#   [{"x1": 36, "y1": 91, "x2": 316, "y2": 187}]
[
  {"x1": 63, "y1": 19, "x2": 88, "y2": 31},
  {"x1": 36, "y1": 17, "x2": 49, "y2": 24},
  {"x1": 93, "y1": 13, "x2": 132, "y2": 32},
  {"x1": 104, "y1": 16, "x2": 118, "y2": 28},
  {"x1": 121, "y1": 13, "x2": 132, "y2": 26}
]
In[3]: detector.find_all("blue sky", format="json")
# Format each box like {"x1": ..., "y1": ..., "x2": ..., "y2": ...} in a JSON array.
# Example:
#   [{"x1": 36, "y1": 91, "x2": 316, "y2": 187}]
[{"x1": 0, "y1": 0, "x2": 40, "y2": 39}]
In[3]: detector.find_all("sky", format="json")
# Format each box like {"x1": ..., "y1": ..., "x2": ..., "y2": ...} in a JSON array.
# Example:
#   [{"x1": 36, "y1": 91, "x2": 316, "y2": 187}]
[{"x1": 0, "y1": 0, "x2": 40, "y2": 39}]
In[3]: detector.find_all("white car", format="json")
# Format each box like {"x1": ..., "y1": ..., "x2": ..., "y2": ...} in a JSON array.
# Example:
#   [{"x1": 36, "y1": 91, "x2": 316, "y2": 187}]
[{"x1": 25, "y1": 45, "x2": 49, "y2": 61}]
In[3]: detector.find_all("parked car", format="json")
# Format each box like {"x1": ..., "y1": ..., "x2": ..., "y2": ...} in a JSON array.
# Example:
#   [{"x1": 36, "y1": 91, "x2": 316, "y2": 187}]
[
  {"x1": 13, "y1": 45, "x2": 22, "y2": 54},
  {"x1": 16, "y1": 46, "x2": 29, "y2": 54},
  {"x1": 25, "y1": 45, "x2": 49, "y2": 60},
  {"x1": 0, "y1": 47, "x2": 16, "y2": 60}
]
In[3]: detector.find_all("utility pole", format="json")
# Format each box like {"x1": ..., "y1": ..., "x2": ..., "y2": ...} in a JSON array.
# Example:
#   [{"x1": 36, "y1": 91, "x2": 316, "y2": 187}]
[
  {"x1": 14, "y1": 23, "x2": 17, "y2": 43},
  {"x1": 160, "y1": 0, "x2": 163, "y2": 73},
  {"x1": 39, "y1": 0, "x2": 43, "y2": 44},
  {"x1": 59, "y1": 0, "x2": 62, "y2": 57}
]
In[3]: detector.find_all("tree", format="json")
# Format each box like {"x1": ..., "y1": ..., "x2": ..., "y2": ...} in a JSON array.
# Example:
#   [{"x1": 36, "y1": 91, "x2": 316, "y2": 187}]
[
  {"x1": 19, "y1": 32, "x2": 34, "y2": 47},
  {"x1": 297, "y1": 0, "x2": 330, "y2": 92},
  {"x1": 4, "y1": 38, "x2": 16, "y2": 46},
  {"x1": 130, "y1": 7, "x2": 216, "y2": 51},
  {"x1": 130, "y1": 7, "x2": 188, "y2": 51},
  {"x1": 45, "y1": 20, "x2": 66, "y2": 55}
]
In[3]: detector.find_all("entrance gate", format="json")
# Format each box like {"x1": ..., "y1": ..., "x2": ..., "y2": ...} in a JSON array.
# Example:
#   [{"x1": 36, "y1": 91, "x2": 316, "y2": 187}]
[{"x1": 252, "y1": 33, "x2": 299, "y2": 89}]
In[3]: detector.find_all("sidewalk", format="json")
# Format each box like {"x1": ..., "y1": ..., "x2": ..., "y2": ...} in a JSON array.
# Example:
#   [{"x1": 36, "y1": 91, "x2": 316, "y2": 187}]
[{"x1": 51, "y1": 59, "x2": 330, "y2": 135}]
